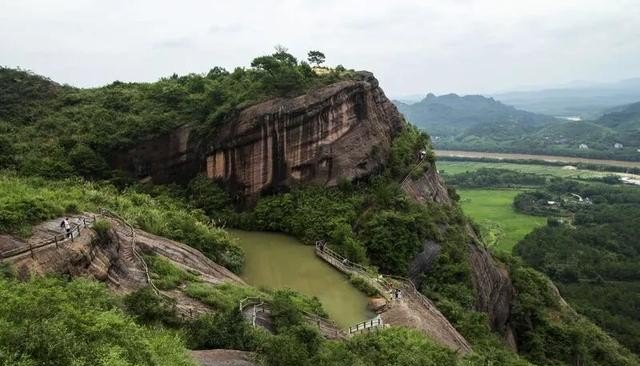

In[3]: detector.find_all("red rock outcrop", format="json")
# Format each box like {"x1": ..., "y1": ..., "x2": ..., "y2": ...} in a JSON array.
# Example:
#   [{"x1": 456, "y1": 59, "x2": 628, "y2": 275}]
[{"x1": 114, "y1": 73, "x2": 404, "y2": 201}]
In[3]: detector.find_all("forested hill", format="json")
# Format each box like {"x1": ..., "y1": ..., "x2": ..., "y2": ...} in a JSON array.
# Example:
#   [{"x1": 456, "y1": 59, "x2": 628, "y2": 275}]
[
  {"x1": 394, "y1": 93, "x2": 557, "y2": 136},
  {"x1": 595, "y1": 101, "x2": 640, "y2": 133}
]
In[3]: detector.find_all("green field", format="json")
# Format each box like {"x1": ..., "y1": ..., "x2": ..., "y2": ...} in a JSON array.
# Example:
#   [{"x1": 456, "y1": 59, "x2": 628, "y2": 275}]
[
  {"x1": 457, "y1": 188, "x2": 547, "y2": 252},
  {"x1": 437, "y1": 160, "x2": 614, "y2": 179}
]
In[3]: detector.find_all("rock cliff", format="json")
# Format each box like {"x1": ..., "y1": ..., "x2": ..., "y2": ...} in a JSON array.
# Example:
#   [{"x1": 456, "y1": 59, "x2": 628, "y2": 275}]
[
  {"x1": 2, "y1": 215, "x2": 243, "y2": 316},
  {"x1": 401, "y1": 163, "x2": 451, "y2": 205},
  {"x1": 114, "y1": 72, "x2": 404, "y2": 201}
]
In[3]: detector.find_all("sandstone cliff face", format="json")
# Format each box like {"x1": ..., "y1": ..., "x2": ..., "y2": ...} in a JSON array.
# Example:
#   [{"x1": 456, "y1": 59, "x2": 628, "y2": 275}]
[
  {"x1": 115, "y1": 73, "x2": 404, "y2": 201},
  {"x1": 401, "y1": 163, "x2": 451, "y2": 205},
  {"x1": 467, "y1": 237, "x2": 517, "y2": 350}
]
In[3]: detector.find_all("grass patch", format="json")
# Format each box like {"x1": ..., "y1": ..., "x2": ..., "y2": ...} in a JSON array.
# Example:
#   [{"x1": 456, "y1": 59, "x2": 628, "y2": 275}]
[
  {"x1": 145, "y1": 255, "x2": 200, "y2": 290},
  {"x1": 184, "y1": 282, "x2": 263, "y2": 312},
  {"x1": 457, "y1": 188, "x2": 546, "y2": 252}
]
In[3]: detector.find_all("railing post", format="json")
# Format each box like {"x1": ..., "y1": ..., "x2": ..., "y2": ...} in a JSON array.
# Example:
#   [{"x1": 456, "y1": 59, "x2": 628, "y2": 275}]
[{"x1": 29, "y1": 242, "x2": 34, "y2": 259}]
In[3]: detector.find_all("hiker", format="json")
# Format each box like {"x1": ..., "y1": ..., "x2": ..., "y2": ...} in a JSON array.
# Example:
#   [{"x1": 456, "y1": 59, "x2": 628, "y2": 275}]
[
  {"x1": 394, "y1": 289, "x2": 402, "y2": 300},
  {"x1": 60, "y1": 217, "x2": 71, "y2": 238}
]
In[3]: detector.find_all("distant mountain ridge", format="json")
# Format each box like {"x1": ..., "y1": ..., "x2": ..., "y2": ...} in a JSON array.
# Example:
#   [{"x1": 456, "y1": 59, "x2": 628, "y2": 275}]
[
  {"x1": 393, "y1": 92, "x2": 640, "y2": 161},
  {"x1": 394, "y1": 93, "x2": 557, "y2": 137},
  {"x1": 493, "y1": 78, "x2": 640, "y2": 119}
]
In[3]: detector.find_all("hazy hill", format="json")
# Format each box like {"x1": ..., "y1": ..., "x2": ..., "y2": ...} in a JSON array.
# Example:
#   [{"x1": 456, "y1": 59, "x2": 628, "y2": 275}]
[
  {"x1": 394, "y1": 93, "x2": 557, "y2": 137},
  {"x1": 493, "y1": 78, "x2": 640, "y2": 119}
]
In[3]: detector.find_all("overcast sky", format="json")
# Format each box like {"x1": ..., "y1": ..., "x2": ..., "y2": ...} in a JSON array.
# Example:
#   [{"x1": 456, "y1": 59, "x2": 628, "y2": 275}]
[{"x1": 2, "y1": 0, "x2": 639, "y2": 97}]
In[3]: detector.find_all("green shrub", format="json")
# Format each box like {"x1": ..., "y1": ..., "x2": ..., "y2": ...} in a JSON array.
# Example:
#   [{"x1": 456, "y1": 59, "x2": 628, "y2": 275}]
[
  {"x1": 349, "y1": 275, "x2": 379, "y2": 297},
  {"x1": 0, "y1": 277, "x2": 195, "y2": 366},
  {"x1": 186, "y1": 308, "x2": 262, "y2": 350},
  {"x1": 145, "y1": 255, "x2": 199, "y2": 290},
  {"x1": 91, "y1": 219, "x2": 112, "y2": 247},
  {"x1": 123, "y1": 287, "x2": 181, "y2": 327},
  {"x1": 183, "y1": 282, "x2": 262, "y2": 312},
  {"x1": 0, "y1": 263, "x2": 14, "y2": 280}
]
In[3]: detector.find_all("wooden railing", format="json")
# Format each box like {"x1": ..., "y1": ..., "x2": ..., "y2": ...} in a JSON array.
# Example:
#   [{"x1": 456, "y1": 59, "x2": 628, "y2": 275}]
[
  {"x1": 0, "y1": 216, "x2": 96, "y2": 261},
  {"x1": 239, "y1": 297, "x2": 265, "y2": 327},
  {"x1": 400, "y1": 154, "x2": 427, "y2": 187},
  {"x1": 347, "y1": 316, "x2": 384, "y2": 335},
  {"x1": 238, "y1": 296, "x2": 345, "y2": 338},
  {"x1": 315, "y1": 241, "x2": 391, "y2": 300}
]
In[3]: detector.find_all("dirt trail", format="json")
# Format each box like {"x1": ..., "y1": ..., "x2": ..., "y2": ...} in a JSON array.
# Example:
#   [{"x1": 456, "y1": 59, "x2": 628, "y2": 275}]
[{"x1": 380, "y1": 280, "x2": 471, "y2": 354}]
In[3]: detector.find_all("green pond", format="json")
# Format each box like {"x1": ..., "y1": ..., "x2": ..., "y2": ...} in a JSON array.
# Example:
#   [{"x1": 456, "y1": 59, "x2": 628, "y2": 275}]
[{"x1": 228, "y1": 229, "x2": 373, "y2": 327}]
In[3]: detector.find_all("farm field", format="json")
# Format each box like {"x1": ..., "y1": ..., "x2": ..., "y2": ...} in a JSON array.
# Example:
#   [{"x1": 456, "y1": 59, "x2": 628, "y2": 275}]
[
  {"x1": 457, "y1": 188, "x2": 547, "y2": 252},
  {"x1": 437, "y1": 160, "x2": 612, "y2": 179}
]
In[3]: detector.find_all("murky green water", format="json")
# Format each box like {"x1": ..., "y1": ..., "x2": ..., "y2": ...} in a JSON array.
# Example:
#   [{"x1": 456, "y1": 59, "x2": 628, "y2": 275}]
[{"x1": 228, "y1": 229, "x2": 373, "y2": 327}]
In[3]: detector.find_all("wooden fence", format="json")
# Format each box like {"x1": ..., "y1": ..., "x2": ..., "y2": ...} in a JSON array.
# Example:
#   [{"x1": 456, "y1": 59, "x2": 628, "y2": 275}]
[{"x1": 0, "y1": 216, "x2": 96, "y2": 261}]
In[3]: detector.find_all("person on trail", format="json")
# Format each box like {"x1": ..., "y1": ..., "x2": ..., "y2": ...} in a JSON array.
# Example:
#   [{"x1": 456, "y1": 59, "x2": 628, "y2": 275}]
[
  {"x1": 394, "y1": 289, "x2": 402, "y2": 300},
  {"x1": 61, "y1": 218, "x2": 71, "y2": 238}
]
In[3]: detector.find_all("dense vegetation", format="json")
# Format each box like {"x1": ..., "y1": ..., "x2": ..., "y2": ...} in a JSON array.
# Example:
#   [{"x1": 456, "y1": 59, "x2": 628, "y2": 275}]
[
  {"x1": 503, "y1": 254, "x2": 639, "y2": 366},
  {"x1": 0, "y1": 276, "x2": 194, "y2": 366},
  {"x1": 514, "y1": 181, "x2": 640, "y2": 355},
  {"x1": 0, "y1": 49, "x2": 358, "y2": 180},
  {"x1": 443, "y1": 167, "x2": 547, "y2": 188}
]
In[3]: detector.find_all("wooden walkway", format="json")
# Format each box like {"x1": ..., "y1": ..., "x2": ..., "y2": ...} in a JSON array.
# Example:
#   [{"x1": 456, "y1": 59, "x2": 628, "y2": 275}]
[{"x1": 0, "y1": 215, "x2": 96, "y2": 261}]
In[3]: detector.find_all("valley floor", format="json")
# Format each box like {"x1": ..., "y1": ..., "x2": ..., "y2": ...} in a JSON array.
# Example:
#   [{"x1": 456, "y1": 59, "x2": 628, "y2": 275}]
[
  {"x1": 456, "y1": 189, "x2": 546, "y2": 252},
  {"x1": 435, "y1": 150, "x2": 640, "y2": 169}
]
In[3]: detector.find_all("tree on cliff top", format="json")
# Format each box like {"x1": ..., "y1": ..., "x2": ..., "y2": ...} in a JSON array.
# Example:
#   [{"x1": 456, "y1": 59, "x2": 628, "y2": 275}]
[{"x1": 307, "y1": 51, "x2": 326, "y2": 67}]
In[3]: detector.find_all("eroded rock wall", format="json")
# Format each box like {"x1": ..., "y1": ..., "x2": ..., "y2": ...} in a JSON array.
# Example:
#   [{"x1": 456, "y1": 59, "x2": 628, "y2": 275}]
[
  {"x1": 114, "y1": 73, "x2": 404, "y2": 201},
  {"x1": 205, "y1": 75, "x2": 403, "y2": 198}
]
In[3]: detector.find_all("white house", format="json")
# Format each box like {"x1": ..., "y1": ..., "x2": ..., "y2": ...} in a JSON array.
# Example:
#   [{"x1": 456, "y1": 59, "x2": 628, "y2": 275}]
[
  {"x1": 614, "y1": 143, "x2": 623, "y2": 149},
  {"x1": 578, "y1": 144, "x2": 589, "y2": 150}
]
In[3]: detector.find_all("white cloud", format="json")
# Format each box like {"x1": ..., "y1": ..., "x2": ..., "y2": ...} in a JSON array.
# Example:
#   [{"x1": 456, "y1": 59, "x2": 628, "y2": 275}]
[{"x1": 1, "y1": 0, "x2": 639, "y2": 96}]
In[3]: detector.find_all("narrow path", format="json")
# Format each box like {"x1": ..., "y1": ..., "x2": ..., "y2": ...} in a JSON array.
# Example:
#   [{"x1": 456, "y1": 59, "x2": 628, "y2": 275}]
[{"x1": 0, "y1": 215, "x2": 95, "y2": 261}]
